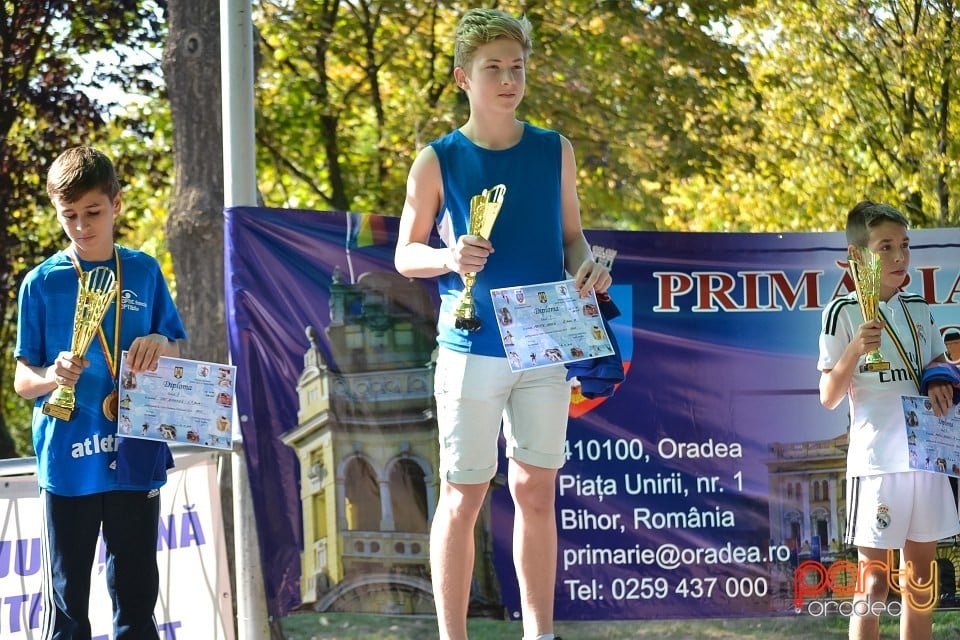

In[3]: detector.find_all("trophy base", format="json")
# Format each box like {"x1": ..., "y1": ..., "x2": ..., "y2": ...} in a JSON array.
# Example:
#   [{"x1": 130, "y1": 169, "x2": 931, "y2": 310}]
[
  {"x1": 455, "y1": 316, "x2": 482, "y2": 332},
  {"x1": 860, "y1": 361, "x2": 891, "y2": 373},
  {"x1": 42, "y1": 402, "x2": 75, "y2": 422}
]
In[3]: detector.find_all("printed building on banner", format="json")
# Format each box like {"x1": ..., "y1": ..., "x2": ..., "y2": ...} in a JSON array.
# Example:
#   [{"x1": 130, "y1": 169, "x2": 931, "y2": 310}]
[
  {"x1": 281, "y1": 267, "x2": 502, "y2": 614},
  {"x1": 765, "y1": 430, "x2": 960, "y2": 608},
  {"x1": 766, "y1": 433, "x2": 848, "y2": 555}
]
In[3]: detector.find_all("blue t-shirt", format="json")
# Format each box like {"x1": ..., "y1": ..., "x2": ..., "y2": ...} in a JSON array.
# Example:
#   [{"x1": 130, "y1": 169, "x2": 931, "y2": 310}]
[
  {"x1": 15, "y1": 245, "x2": 187, "y2": 496},
  {"x1": 431, "y1": 123, "x2": 565, "y2": 356}
]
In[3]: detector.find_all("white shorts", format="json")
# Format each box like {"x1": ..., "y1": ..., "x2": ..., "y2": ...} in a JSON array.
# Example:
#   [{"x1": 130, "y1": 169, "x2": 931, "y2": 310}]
[
  {"x1": 845, "y1": 472, "x2": 960, "y2": 547},
  {"x1": 434, "y1": 346, "x2": 571, "y2": 484}
]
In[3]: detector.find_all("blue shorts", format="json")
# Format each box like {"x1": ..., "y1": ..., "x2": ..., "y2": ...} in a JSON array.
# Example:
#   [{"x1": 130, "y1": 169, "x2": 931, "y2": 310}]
[{"x1": 434, "y1": 346, "x2": 571, "y2": 484}]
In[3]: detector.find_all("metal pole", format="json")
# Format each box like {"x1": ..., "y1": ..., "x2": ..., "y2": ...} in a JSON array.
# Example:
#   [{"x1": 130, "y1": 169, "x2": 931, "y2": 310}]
[
  {"x1": 220, "y1": 0, "x2": 269, "y2": 638},
  {"x1": 221, "y1": 0, "x2": 258, "y2": 206}
]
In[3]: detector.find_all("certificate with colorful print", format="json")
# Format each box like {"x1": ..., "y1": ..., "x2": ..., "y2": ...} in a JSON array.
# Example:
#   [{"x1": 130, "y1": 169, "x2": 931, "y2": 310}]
[
  {"x1": 903, "y1": 394, "x2": 960, "y2": 477},
  {"x1": 116, "y1": 353, "x2": 236, "y2": 450},
  {"x1": 490, "y1": 278, "x2": 615, "y2": 372}
]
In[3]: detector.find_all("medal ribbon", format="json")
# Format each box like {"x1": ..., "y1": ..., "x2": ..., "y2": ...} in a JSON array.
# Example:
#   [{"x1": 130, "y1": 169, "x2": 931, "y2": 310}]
[
  {"x1": 876, "y1": 296, "x2": 922, "y2": 392},
  {"x1": 68, "y1": 246, "x2": 122, "y2": 383}
]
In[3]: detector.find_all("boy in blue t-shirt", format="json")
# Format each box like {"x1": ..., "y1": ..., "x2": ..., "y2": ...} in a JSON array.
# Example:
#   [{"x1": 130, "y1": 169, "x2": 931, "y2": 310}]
[{"x1": 14, "y1": 146, "x2": 186, "y2": 639}]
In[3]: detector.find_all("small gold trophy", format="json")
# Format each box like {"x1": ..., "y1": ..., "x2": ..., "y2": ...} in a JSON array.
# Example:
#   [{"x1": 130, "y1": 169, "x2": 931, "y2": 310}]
[
  {"x1": 454, "y1": 184, "x2": 506, "y2": 331},
  {"x1": 848, "y1": 245, "x2": 890, "y2": 372},
  {"x1": 42, "y1": 266, "x2": 119, "y2": 421}
]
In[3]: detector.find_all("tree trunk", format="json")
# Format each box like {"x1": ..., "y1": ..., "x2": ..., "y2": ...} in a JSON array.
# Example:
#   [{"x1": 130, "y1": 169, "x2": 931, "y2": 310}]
[
  {"x1": 161, "y1": 0, "x2": 238, "y2": 628},
  {"x1": 0, "y1": 412, "x2": 18, "y2": 459},
  {"x1": 161, "y1": 0, "x2": 227, "y2": 365}
]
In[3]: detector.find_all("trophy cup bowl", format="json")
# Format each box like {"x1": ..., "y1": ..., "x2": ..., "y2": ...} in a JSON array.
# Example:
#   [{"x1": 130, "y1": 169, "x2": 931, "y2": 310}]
[
  {"x1": 848, "y1": 246, "x2": 890, "y2": 372},
  {"x1": 454, "y1": 184, "x2": 506, "y2": 331},
  {"x1": 42, "y1": 266, "x2": 119, "y2": 421}
]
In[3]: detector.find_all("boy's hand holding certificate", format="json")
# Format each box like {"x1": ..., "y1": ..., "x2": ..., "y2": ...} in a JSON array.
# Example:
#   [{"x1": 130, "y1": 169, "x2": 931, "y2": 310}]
[
  {"x1": 490, "y1": 278, "x2": 615, "y2": 372},
  {"x1": 116, "y1": 353, "x2": 236, "y2": 450},
  {"x1": 903, "y1": 394, "x2": 960, "y2": 476}
]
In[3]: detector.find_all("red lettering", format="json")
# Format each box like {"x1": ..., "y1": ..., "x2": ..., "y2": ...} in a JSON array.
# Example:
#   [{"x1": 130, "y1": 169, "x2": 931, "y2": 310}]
[
  {"x1": 694, "y1": 273, "x2": 737, "y2": 311},
  {"x1": 741, "y1": 272, "x2": 761, "y2": 309},
  {"x1": 830, "y1": 261, "x2": 856, "y2": 301},
  {"x1": 915, "y1": 266, "x2": 940, "y2": 304},
  {"x1": 653, "y1": 272, "x2": 693, "y2": 312},
  {"x1": 945, "y1": 271, "x2": 960, "y2": 305},
  {"x1": 770, "y1": 271, "x2": 822, "y2": 310}
]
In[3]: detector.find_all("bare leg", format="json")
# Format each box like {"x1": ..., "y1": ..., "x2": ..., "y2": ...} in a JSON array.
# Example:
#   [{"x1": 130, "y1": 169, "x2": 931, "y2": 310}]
[
  {"x1": 509, "y1": 459, "x2": 559, "y2": 639},
  {"x1": 899, "y1": 539, "x2": 937, "y2": 640},
  {"x1": 431, "y1": 479, "x2": 489, "y2": 640},
  {"x1": 849, "y1": 546, "x2": 890, "y2": 640}
]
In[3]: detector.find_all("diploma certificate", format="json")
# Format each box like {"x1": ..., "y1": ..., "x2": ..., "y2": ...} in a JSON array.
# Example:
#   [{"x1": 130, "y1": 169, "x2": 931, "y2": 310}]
[
  {"x1": 490, "y1": 279, "x2": 615, "y2": 372},
  {"x1": 903, "y1": 394, "x2": 960, "y2": 477},
  {"x1": 116, "y1": 353, "x2": 236, "y2": 450}
]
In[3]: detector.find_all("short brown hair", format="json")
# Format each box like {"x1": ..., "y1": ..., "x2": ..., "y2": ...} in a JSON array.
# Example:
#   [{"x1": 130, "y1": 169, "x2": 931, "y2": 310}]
[
  {"x1": 845, "y1": 200, "x2": 910, "y2": 247},
  {"x1": 453, "y1": 8, "x2": 533, "y2": 71},
  {"x1": 46, "y1": 147, "x2": 120, "y2": 203}
]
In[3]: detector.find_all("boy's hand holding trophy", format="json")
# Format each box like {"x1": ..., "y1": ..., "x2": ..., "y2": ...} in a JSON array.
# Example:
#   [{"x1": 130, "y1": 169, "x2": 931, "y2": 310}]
[
  {"x1": 454, "y1": 184, "x2": 506, "y2": 331},
  {"x1": 42, "y1": 266, "x2": 119, "y2": 421},
  {"x1": 848, "y1": 245, "x2": 890, "y2": 372}
]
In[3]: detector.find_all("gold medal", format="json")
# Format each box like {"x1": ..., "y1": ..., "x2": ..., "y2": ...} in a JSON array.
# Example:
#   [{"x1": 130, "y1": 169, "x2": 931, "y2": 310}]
[
  {"x1": 86, "y1": 247, "x2": 122, "y2": 423},
  {"x1": 103, "y1": 389, "x2": 119, "y2": 421}
]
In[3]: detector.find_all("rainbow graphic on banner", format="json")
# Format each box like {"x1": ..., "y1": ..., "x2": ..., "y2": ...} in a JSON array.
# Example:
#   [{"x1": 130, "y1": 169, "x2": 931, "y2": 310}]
[{"x1": 348, "y1": 212, "x2": 391, "y2": 247}]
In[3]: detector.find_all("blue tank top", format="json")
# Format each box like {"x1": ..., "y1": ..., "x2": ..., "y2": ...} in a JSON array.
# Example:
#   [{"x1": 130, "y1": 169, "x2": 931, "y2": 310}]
[{"x1": 432, "y1": 123, "x2": 565, "y2": 356}]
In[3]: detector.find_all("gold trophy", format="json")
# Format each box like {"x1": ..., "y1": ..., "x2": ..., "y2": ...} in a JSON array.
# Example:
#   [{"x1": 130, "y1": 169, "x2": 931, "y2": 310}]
[
  {"x1": 454, "y1": 184, "x2": 506, "y2": 331},
  {"x1": 42, "y1": 266, "x2": 119, "y2": 421},
  {"x1": 848, "y1": 245, "x2": 890, "y2": 372}
]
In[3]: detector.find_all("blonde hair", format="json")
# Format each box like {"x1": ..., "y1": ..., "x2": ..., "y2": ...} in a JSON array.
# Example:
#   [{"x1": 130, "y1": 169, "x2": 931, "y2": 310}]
[{"x1": 453, "y1": 8, "x2": 533, "y2": 70}]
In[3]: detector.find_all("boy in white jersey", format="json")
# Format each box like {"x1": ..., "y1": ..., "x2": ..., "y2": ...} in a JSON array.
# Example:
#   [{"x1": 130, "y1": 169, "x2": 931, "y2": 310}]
[
  {"x1": 818, "y1": 200, "x2": 959, "y2": 640},
  {"x1": 394, "y1": 8, "x2": 610, "y2": 640}
]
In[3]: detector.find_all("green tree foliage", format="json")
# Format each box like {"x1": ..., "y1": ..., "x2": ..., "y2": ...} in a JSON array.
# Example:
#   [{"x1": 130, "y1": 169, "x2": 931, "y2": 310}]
[
  {"x1": 5, "y1": 0, "x2": 958, "y2": 453},
  {"x1": 663, "y1": 0, "x2": 960, "y2": 231},
  {"x1": 253, "y1": 0, "x2": 755, "y2": 228},
  {"x1": 0, "y1": 1, "x2": 168, "y2": 456},
  {"x1": 520, "y1": 1, "x2": 755, "y2": 229}
]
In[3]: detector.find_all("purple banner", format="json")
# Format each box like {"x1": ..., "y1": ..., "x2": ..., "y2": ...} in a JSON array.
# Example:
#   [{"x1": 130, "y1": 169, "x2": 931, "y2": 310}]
[{"x1": 224, "y1": 206, "x2": 960, "y2": 618}]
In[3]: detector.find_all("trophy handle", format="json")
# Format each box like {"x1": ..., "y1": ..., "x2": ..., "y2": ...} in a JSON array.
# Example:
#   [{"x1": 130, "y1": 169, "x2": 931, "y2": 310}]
[
  {"x1": 476, "y1": 184, "x2": 506, "y2": 240},
  {"x1": 455, "y1": 184, "x2": 507, "y2": 331},
  {"x1": 847, "y1": 246, "x2": 890, "y2": 372}
]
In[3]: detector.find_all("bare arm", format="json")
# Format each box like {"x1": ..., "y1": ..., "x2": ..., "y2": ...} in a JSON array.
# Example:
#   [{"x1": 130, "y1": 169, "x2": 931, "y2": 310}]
[
  {"x1": 559, "y1": 135, "x2": 611, "y2": 296},
  {"x1": 14, "y1": 353, "x2": 84, "y2": 400},
  {"x1": 14, "y1": 333, "x2": 181, "y2": 400},
  {"x1": 819, "y1": 319, "x2": 882, "y2": 409},
  {"x1": 394, "y1": 147, "x2": 450, "y2": 278},
  {"x1": 394, "y1": 146, "x2": 493, "y2": 279}
]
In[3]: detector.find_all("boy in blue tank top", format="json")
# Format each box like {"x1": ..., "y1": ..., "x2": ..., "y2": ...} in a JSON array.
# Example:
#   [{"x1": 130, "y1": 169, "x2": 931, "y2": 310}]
[
  {"x1": 395, "y1": 9, "x2": 611, "y2": 640},
  {"x1": 14, "y1": 147, "x2": 186, "y2": 639}
]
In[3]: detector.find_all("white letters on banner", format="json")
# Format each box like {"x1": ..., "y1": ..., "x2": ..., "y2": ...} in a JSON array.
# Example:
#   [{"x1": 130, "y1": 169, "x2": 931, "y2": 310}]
[{"x1": 0, "y1": 452, "x2": 234, "y2": 639}]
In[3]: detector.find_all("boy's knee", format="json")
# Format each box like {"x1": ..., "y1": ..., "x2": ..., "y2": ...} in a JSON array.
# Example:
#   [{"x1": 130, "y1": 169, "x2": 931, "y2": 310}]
[
  {"x1": 859, "y1": 567, "x2": 891, "y2": 602},
  {"x1": 511, "y1": 478, "x2": 556, "y2": 515},
  {"x1": 438, "y1": 482, "x2": 487, "y2": 520}
]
